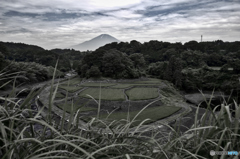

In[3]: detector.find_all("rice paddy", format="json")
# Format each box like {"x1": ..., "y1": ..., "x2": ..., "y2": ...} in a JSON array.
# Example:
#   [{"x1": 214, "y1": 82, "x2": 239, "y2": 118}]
[
  {"x1": 100, "y1": 106, "x2": 181, "y2": 126},
  {"x1": 133, "y1": 78, "x2": 162, "y2": 84},
  {"x1": 61, "y1": 77, "x2": 82, "y2": 85},
  {"x1": 110, "y1": 84, "x2": 133, "y2": 89},
  {"x1": 58, "y1": 85, "x2": 83, "y2": 93},
  {"x1": 80, "y1": 82, "x2": 116, "y2": 87},
  {"x1": 126, "y1": 87, "x2": 159, "y2": 100},
  {"x1": 56, "y1": 103, "x2": 97, "y2": 113},
  {"x1": 79, "y1": 88, "x2": 125, "y2": 101},
  {"x1": 53, "y1": 77, "x2": 185, "y2": 128}
]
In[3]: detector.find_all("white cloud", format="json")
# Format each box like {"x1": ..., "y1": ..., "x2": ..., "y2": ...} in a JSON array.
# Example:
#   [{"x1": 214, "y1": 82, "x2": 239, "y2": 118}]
[
  {"x1": 105, "y1": 10, "x2": 142, "y2": 18},
  {"x1": 0, "y1": 0, "x2": 239, "y2": 49}
]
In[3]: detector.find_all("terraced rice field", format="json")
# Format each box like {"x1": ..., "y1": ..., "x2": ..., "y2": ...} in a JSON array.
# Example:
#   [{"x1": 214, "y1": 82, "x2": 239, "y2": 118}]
[
  {"x1": 80, "y1": 82, "x2": 116, "y2": 87},
  {"x1": 126, "y1": 87, "x2": 159, "y2": 100},
  {"x1": 133, "y1": 78, "x2": 162, "y2": 84},
  {"x1": 61, "y1": 77, "x2": 82, "y2": 85},
  {"x1": 100, "y1": 106, "x2": 181, "y2": 126},
  {"x1": 59, "y1": 85, "x2": 83, "y2": 93},
  {"x1": 79, "y1": 88, "x2": 125, "y2": 101},
  {"x1": 110, "y1": 84, "x2": 133, "y2": 89},
  {"x1": 52, "y1": 77, "x2": 185, "y2": 126},
  {"x1": 57, "y1": 103, "x2": 97, "y2": 113}
]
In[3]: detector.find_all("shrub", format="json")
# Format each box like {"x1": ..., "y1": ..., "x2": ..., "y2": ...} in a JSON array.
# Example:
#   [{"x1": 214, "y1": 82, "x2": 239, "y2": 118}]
[{"x1": 86, "y1": 66, "x2": 101, "y2": 78}]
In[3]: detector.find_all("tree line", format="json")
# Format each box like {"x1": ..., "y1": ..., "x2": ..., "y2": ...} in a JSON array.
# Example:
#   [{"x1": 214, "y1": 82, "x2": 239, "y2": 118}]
[{"x1": 1, "y1": 40, "x2": 240, "y2": 93}]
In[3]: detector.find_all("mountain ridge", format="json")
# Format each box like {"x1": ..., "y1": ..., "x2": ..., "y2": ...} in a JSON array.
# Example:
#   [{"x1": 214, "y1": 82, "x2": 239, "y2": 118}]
[{"x1": 70, "y1": 34, "x2": 120, "y2": 51}]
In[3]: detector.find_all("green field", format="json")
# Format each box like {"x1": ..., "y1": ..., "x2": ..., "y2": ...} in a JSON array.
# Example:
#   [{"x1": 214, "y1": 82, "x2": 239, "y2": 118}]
[
  {"x1": 61, "y1": 77, "x2": 82, "y2": 85},
  {"x1": 80, "y1": 82, "x2": 116, "y2": 87},
  {"x1": 79, "y1": 88, "x2": 125, "y2": 100},
  {"x1": 56, "y1": 103, "x2": 97, "y2": 113},
  {"x1": 126, "y1": 87, "x2": 159, "y2": 100},
  {"x1": 111, "y1": 83, "x2": 162, "y2": 88},
  {"x1": 133, "y1": 78, "x2": 162, "y2": 84},
  {"x1": 53, "y1": 78, "x2": 185, "y2": 129},
  {"x1": 59, "y1": 85, "x2": 83, "y2": 93},
  {"x1": 100, "y1": 106, "x2": 181, "y2": 126},
  {"x1": 111, "y1": 84, "x2": 133, "y2": 89}
]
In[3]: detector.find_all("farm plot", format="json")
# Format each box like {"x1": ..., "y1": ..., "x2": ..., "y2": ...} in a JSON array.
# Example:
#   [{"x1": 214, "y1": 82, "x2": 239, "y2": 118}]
[
  {"x1": 133, "y1": 78, "x2": 162, "y2": 84},
  {"x1": 61, "y1": 77, "x2": 82, "y2": 85},
  {"x1": 79, "y1": 88, "x2": 125, "y2": 101},
  {"x1": 111, "y1": 84, "x2": 133, "y2": 89},
  {"x1": 58, "y1": 85, "x2": 83, "y2": 93},
  {"x1": 126, "y1": 87, "x2": 159, "y2": 100},
  {"x1": 111, "y1": 83, "x2": 162, "y2": 88},
  {"x1": 56, "y1": 103, "x2": 97, "y2": 113},
  {"x1": 100, "y1": 106, "x2": 181, "y2": 126},
  {"x1": 80, "y1": 82, "x2": 116, "y2": 87}
]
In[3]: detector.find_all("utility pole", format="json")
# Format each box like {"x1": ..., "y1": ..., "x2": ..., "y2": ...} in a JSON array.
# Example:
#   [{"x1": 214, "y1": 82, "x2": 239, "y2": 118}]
[{"x1": 201, "y1": 35, "x2": 203, "y2": 42}]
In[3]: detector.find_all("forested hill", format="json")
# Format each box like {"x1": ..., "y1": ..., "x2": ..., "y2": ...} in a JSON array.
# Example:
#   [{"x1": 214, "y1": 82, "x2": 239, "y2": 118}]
[
  {"x1": 0, "y1": 41, "x2": 86, "y2": 72},
  {"x1": 97, "y1": 40, "x2": 240, "y2": 64},
  {"x1": 1, "y1": 40, "x2": 240, "y2": 94},
  {"x1": 0, "y1": 42, "x2": 87, "y2": 89},
  {"x1": 0, "y1": 41, "x2": 44, "y2": 53},
  {"x1": 1, "y1": 40, "x2": 240, "y2": 68}
]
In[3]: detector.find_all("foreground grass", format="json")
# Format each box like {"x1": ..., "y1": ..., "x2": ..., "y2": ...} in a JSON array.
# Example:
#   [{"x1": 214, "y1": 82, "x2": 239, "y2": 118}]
[
  {"x1": 79, "y1": 88, "x2": 125, "y2": 101},
  {"x1": 1, "y1": 70, "x2": 240, "y2": 158},
  {"x1": 126, "y1": 87, "x2": 159, "y2": 100},
  {"x1": 55, "y1": 92, "x2": 65, "y2": 98}
]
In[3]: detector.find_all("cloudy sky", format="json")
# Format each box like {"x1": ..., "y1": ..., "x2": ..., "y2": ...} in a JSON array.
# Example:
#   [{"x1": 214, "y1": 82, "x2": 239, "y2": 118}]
[{"x1": 0, "y1": 0, "x2": 239, "y2": 49}]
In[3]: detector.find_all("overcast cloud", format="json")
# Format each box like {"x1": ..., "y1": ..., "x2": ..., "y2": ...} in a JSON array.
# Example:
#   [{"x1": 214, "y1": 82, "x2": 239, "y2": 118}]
[{"x1": 0, "y1": 0, "x2": 239, "y2": 49}]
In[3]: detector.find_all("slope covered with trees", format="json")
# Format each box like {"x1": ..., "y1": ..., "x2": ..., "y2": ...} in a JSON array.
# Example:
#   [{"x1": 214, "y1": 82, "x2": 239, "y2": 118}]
[
  {"x1": 78, "y1": 49, "x2": 146, "y2": 79},
  {"x1": 1, "y1": 39, "x2": 240, "y2": 94},
  {"x1": 95, "y1": 40, "x2": 240, "y2": 93},
  {"x1": 0, "y1": 42, "x2": 87, "y2": 72}
]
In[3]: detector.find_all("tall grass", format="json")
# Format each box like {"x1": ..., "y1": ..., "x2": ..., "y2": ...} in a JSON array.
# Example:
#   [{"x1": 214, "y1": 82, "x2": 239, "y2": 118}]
[{"x1": 0, "y1": 67, "x2": 240, "y2": 158}]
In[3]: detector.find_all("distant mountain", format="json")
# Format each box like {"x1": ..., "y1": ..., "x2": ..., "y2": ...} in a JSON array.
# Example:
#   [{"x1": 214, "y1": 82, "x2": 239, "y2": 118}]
[{"x1": 70, "y1": 34, "x2": 121, "y2": 51}]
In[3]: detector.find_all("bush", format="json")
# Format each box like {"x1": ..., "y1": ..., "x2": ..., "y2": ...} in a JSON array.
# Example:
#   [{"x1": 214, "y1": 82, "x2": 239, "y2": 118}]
[{"x1": 86, "y1": 66, "x2": 101, "y2": 78}]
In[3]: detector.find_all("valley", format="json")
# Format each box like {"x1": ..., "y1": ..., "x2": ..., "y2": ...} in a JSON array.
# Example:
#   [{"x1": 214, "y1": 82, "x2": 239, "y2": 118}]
[{"x1": 1, "y1": 39, "x2": 240, "y2": 158}]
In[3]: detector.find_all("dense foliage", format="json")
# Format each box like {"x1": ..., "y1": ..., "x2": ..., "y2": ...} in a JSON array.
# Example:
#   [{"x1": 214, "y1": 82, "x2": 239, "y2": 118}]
[
  {"x1": 78, "y1": 49, "x2": 146, "y2": 79},
  {"x1": 0, "y1": 54, "x2": 64, "y2": 90},
  {"x1": 97, "y1": 40, "x2": 240, "y2": 92},
  {"x1": 1, "y1": 39, "x2": 240, "y2": 158},
  {"x1": 0, "y1": 42, "x2": 86, "y2": 72},
  {"x1": 1, "y1": 39, "x2": 240, "y2": 93},
  {"x1": 0, "y1": 61, "x2": 64, "y2": 90}
]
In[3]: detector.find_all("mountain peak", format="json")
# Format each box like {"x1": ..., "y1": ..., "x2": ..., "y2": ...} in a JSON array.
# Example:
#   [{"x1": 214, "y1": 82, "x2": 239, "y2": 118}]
[
  {"x1": 95, "y1": 34, "x2": 116, "y2": 39},
  {"x1": 71, "y1": 34, "x2": 120, "y2": 51}
]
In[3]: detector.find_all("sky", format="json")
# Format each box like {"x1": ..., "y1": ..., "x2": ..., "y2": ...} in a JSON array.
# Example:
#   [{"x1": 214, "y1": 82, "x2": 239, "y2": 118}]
[{"x1": 0, "y1": 0, "x2": 240, "y2": 49}]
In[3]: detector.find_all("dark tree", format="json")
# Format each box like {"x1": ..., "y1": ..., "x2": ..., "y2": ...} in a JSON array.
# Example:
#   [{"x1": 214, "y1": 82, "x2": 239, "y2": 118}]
[
  {"x1": 165, "y1": 56, "x2": 183, "y2": 88},
  {"x1": 129, "y1": 53, "x2": 145, "y2": 69},
  {"x1": 86, "y1": 66, "x2": 102, "y2": 78},
  {"x1": 0, "y1": 52, "x2": 6, "y2": 70}
]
